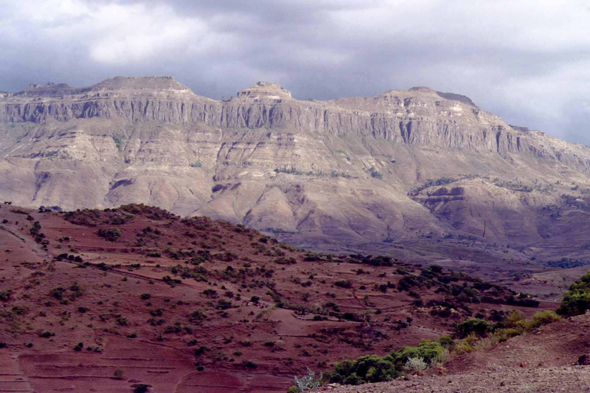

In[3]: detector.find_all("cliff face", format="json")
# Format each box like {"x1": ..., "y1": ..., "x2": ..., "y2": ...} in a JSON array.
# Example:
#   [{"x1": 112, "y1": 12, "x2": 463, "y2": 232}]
[
  {"x1": 2, "y1": 76, "x2": 590, "y2": 269},
  {"x1": 3, "y1": 79, "x2": 589, "y2": 172}
]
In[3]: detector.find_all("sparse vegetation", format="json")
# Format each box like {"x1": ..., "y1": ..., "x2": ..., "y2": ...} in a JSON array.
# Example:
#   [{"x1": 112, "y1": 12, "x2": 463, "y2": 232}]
[
  {"x1": 365, "y1": 166, "x2": 383, "y2": 179},
  {"x1": 274, "y1": 167, "x2": 353, "y2": 179},
  {"x1": 98, "y1": 228, "x2": 122, "y2": 242},
  {"x1": 293, "y1": 368, "x2": 323, "y2": 392},
  {"x1": 112, "y1": 135, "x2": 126, "y2": 152},
  {"x1": 329, "y1": 340, "x2": 445, "y2": 385},
  {"x1": 455, "y1": 318, "x2": 493, "y2": 338}
]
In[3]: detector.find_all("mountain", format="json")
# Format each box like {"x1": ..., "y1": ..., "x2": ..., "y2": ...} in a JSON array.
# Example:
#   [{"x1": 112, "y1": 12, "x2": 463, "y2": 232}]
[{"x1": 2, "y1": 77, "x2": 590, "y2": 283}]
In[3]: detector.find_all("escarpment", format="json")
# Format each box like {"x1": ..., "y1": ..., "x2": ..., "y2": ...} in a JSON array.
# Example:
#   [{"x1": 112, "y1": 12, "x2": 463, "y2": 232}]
[
  {"x1": 2, "y1": 76, "x2": 590, "y2": 270},
  {"x1": 2, "y1": 77, "x2": 581, "y2": 162}
]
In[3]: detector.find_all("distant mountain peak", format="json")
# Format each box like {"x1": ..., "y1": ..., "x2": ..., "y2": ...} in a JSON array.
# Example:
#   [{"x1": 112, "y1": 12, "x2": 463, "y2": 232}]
[
  {"x1": 435, "y1": 91, "x2": 476, "y2": 107},
  {"x1": 89, "y1": 76, "x2": 192, "y2": 92},
  {"x1": 409, "y1": 86, "x2": 435, "y2": 92},
  {"x1": 236, "y1": 81, "x2": 292, "y2": 100}
]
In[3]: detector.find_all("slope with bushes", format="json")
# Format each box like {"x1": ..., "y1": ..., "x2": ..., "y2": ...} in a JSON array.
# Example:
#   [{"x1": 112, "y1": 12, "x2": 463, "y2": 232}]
[{"x1": 0, "y1": 204, "x2": 548, "y2": 392}]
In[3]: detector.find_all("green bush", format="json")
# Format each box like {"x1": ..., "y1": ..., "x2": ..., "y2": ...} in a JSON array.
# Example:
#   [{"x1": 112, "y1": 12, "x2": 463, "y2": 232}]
[
  {"x1": 502, "y1": 310, "x2": 526, "y2": 328},
  {"x1": 334, "y1": 280, "x2": 352, "y2": 289},
  {"x1": 493, "y1": 328, "x2": 521, "y2": 343},
  {"x1": 394, "y1": 340, "x2": 445, "y2": 367},
  {"x1": 330, "y1": 355, "x2": 398, "y2": 385},
  {"x1": 98, "y1": 228, "x2": 122, "y2": 242},
  {"x1": 558, "y1": 272, "x2": 590, "y2": 316},
  {"x1": 438, "y1": 335, "x2": 454, "y2": 348},
  {"x1": 328, "y1": 340, "x2": 445, "y2": 386},
  {"x1": 522, "y1": 310, "x2": 561, "y2": 331},
  {"x1": 455, "y1": 319, "x2": 493, "y2": 338}
]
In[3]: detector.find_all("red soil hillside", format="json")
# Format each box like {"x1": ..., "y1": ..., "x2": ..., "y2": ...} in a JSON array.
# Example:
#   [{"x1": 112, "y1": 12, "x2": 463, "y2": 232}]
[{"x1": 0, "y1": 204, "x2": 550, "y2": 392}]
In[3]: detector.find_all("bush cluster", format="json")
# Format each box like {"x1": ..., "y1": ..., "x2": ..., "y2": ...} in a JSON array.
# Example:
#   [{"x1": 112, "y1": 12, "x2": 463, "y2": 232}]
[
  {"x1": 328, "y1": 340, "x2": 445, "y2": 385},
  {"x1": 558, "y1": 271, "x2": 590, "y2": 316}
]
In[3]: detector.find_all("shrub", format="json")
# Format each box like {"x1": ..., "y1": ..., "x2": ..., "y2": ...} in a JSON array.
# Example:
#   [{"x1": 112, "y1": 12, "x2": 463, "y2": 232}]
[
  {"x1": 217, "y1": 299, "x2": 232, "y2": 310},
  {"x1": 194, "y1": 346, "x2": 208, "y2": 356},
  {"x1": 335, "y1": 280, "x2": 352, "y2": 289},
  {"x1": 113, "y1": 369, "x2": 125, "y2": 380},
  {"x1": 453, "y1": 335, "x2": 478, "y2": 355},
  {"x1": 330, "y1": 355, "x2": 399, "y2": 385},
  {"x1": 438, "y1": 335, "x2": 454, "y2": 348},
  {"x1": 243, "y1": 360, "x2": 258, "y2": 369},
  {"x1": 455, "y1": 319, "x2": 493, "y2": 338},
  {"x1": 394, "y1": 340, "x2": 445, "y2": 367},
  {"x1": 366, "y1": 167, "x2": 383, "y2": 179},
  {"x1": 522, "y1": 310, "x2": 561, "y2": 331},
  {"x1": 98, "y1": 228, "x2": 122, "y2": 242},
  {"x1": 203, "y1": 289, "x2": 218, "y2": 298},
  {"x1": 493, "y1": 328, "x2": 521, "y2": 343},
  {"x1": 502, "y1": 310, "x2": 526, "y2": 328},
  {"x1": 188, "y1": 310, "x2": 207, "y2": 323},
  {"x1": 405, "y1": 357, "x2": 428, "y2": 373},
  {"x1": 134, "y1": 385, "x2": 149, "y2": 393},
  {"x1": 557, "y1": 271, "x2": 590, "y2": 316},
  {"x1": 294, "y1": 368, "x2": 323, "y2": 392},
  {"x1": 0, "y1": 290, "x2": 12, "y2": 302},
  {"x1": 50, "y1": 287, "x2": 65, "y2": 300},
  {"x1": 140, "y1": 293, "x2": 151, "y2": 300}
]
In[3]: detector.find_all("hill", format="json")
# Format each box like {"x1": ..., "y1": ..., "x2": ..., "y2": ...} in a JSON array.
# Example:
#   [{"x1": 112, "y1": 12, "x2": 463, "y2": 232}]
[{"x1": 0, "y1": 204, "x2": 547, "y2": 392}]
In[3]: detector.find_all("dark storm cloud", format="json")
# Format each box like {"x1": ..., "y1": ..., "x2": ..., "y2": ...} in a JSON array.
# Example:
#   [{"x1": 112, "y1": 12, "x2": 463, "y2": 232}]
[{"x1": 2, "y1": 0, "x2": 590, "y2": 144}]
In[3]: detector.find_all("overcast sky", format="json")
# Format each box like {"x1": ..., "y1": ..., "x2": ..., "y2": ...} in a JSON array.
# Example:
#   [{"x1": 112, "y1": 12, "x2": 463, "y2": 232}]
[{"x1": 1, "y1": 0, "x2": 590, "y2": 144}]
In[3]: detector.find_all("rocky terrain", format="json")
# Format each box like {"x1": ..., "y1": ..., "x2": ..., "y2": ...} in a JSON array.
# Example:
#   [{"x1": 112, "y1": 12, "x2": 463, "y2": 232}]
[
  {"x1": 318, "y1": 314, "x2": 590, "y2": 393},
  {"x1": 3, "y1": 77, "x2": 590, "y2": 283},
  {"x1": 0, "y1": 204, "x2": 549, "y2": 392}
]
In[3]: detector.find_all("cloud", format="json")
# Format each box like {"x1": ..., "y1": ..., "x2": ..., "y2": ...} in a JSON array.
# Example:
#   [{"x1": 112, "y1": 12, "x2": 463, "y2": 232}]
[{"x1": 1, "y1": 0, "x2": 590, "y2": 144}]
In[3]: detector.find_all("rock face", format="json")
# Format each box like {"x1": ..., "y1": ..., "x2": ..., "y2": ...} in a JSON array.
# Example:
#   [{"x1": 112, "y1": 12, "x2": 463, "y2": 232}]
[{"x1": 2, "y1": 76, "x2": 590, "y2": 272}]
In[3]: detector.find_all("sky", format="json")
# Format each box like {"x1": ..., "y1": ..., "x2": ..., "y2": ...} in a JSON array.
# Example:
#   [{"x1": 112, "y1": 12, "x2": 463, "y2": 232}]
[{"x1": 1, "y1": 0, "x2": 590, "y2": 144}]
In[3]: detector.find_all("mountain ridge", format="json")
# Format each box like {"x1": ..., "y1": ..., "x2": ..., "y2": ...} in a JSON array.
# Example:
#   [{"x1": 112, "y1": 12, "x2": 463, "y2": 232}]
[{"x1": 2, "y1": 77, "x2": 590, "y2": 282}]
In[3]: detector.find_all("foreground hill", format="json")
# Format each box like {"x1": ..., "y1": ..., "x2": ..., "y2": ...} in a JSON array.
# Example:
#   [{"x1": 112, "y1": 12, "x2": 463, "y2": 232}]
[
  {"x1": 319, "y1": 313, "x2": 590, "y2": 392},
  {"x1": 3, "y1": 78, "x2": 590, "y2": 280},
  {"x1": 0, "y1": 204, "x2": 546, "y2": 392}
]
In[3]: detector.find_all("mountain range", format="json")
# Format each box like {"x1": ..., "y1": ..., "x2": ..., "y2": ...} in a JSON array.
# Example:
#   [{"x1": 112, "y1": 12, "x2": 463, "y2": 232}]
[{"x1": 2, "y1": 77, "x2": 590, "y2": 282}]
